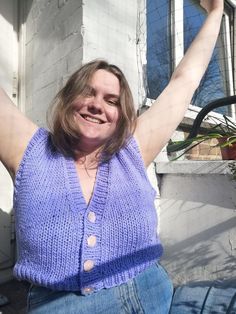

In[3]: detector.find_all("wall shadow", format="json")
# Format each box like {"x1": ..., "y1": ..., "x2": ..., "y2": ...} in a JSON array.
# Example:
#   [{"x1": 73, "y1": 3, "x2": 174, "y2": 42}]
[
  {"x1": 162, "y1": 216, "x2": 236, "y2": 278},
  {"x1": 0, "y1": 207, "x2": 14, "y2": 269}
]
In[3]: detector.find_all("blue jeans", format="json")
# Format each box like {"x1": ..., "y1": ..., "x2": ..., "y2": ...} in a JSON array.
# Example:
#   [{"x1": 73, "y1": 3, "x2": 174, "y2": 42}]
[
  {"x1": 170, "y1": 282, "x2": 236, "y2": 314},
  {"x1": 27, "y1": 262, "x2": 173, "y2": 314}
]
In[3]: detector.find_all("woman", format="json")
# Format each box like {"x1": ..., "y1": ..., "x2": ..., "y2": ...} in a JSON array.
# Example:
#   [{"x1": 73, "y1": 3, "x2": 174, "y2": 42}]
[{"x1": 0, "y1": 1, "x2": 223, "y2": 313}]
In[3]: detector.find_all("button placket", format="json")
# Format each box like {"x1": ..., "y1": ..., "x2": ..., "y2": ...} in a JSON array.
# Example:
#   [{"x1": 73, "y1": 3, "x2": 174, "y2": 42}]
[
  {"x1": 84, "y1": 212, "x2": 97, "y2": 271},
  {"x1": 81, "y1": 210, "x2": 99, "y2": 292},
  {"x1": 82, "y1": 158, "x2": 108, "y2": 294}
]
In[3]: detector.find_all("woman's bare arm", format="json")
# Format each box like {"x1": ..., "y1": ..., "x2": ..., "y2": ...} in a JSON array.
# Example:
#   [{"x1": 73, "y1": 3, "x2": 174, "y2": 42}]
[
  {"x1": 134, "y1": 0, "x2": 224, "y2": 167},
  {"x1": 0, "y1": 88, "x2": 38, "y2": 176}
]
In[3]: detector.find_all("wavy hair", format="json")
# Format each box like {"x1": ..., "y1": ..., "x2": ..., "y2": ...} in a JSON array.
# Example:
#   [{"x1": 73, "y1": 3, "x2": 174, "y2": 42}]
[{"x1": 47, "y1": 60, "x2": 137, "y2": 161}]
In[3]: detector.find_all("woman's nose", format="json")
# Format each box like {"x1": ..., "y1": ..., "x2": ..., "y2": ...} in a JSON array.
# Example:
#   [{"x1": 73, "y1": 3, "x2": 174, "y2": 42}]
[{"x1": 88, "y1": 96, "x2": 103, "y2": 113}]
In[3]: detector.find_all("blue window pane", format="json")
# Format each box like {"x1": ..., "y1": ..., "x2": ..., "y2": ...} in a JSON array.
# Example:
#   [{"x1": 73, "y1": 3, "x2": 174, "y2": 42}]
[
  {"x1": 147, "y1": 0, "x2": 171, "y2": 99},
  {"x1": 184, "y1": 0, "x2": 227, "y2": 114}
]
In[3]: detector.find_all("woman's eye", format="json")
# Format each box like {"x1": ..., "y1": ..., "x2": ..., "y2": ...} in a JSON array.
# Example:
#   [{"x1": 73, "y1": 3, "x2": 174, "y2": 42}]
[{"x1": 107, "y1": 100, "x2": 119, "y2": 106}]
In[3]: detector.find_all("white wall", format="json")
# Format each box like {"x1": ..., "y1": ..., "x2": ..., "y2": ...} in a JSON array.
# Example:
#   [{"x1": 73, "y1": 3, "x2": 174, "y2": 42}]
[
  {"x1": 83, "y1": 0, "x2": 143, "y2": 107},
  {"x1": 21, "y1": 0, "x2": 83, "y2": 125},
  {"x1": 0, "y1": 0, "x2": 18, "y2": 93},
  {"x1": 0, "y1": 0, "x2": 17, "y2": 283},
  {"x1": 156, "y1": 161, "x2": 236, "y2": 285}
]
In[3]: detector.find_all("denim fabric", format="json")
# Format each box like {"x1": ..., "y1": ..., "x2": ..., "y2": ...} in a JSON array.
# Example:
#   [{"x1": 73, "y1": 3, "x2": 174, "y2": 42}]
[
  {"x1": 27, "y1": 262, "x2": 173, "y2": 314},
  {"x1": 170, "y1": 282, "x2": 236, "y2": 314}
]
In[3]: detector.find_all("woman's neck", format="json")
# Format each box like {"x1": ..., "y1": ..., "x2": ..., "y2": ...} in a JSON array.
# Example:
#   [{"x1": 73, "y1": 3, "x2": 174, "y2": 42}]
[{"x1": 75, "y1": 149, "x2": 100, "y2": 169}]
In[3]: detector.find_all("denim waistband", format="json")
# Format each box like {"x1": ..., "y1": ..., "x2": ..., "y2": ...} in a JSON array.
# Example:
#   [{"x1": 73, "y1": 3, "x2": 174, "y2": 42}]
[{"x1": 27, "y1": 262, "x2": 173, "y2": 314}]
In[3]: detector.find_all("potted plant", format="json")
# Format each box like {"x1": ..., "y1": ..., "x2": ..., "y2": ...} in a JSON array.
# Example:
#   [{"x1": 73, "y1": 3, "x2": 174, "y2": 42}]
[{"x1": 168, "y1": 114, "x2": 236, "y2": 160}]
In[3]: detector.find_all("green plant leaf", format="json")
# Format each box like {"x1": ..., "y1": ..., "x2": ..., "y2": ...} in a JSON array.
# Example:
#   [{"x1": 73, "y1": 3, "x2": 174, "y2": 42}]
[{"x1": 167, "y1": 114, "x2": 236, "y2": 155}]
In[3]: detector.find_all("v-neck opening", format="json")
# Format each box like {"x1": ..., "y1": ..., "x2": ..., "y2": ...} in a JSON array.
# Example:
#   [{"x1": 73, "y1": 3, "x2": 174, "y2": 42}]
[
  {"x1": 65, "y1": 156, "x2": 110, "y2": 213},
  {"x1": 77, "y1": 164, "x2": 99, "y2": 209}
]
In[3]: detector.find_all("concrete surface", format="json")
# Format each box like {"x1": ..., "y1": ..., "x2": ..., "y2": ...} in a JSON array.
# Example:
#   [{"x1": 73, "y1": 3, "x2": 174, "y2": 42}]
[{"x1": 156, "y1": 161, "x2": 236, "y2": 286}]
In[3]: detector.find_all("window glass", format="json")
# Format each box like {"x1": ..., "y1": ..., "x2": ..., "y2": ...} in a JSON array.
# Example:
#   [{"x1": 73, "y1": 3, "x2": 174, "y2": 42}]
[
  {"x1": 184, "y1": 0, "x2": 229, "y2": 114},
  {"x1": 146, "y1": 0, "x2": 171, "y2": 99}
]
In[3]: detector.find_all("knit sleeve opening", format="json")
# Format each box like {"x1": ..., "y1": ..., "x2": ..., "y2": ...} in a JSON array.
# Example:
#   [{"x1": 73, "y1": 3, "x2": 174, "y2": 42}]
[{"x1": 125, "y1": 135, "x2": 157, "y2": 198}]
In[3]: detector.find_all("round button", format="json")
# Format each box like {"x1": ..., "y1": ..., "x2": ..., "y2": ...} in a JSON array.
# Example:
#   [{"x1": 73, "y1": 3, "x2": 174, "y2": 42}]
[
  {"x1": 87, "y1": 235, "x2": 97, "y2": 247},
  {"x1": 83, "y1": 287, "x2": 94, "y2": 294},
  {"x1": 88, "y1": 211, "x2": 96, "y2": 223},
  {"x1": 84, "y1": 260, "x2": 94, "y2": 272}
]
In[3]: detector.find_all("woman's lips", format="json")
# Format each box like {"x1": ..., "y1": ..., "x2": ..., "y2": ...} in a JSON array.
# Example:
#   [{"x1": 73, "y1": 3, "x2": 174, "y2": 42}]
[{"x1": 79, "y1": 113, "x2": 104, "y2": 124}]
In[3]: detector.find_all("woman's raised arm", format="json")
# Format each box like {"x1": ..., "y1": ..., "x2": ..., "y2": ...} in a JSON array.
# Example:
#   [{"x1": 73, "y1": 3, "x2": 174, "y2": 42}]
[
  {"x1": 134, "y1": 0, "x2": 224, "y2": 167},
  {"x1": 0, "y1": 88, "x2": 38, "y2": 177}
]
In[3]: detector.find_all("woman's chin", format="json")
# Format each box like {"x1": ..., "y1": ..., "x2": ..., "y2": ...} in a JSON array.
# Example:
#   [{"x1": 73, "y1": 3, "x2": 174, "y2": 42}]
[{"x1": 78, "y1": 134, "x2": 106, "y2": 150}]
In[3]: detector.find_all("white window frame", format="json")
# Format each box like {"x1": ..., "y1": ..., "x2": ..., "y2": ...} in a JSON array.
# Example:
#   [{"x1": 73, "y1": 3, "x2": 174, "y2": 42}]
[{"x1": 221, "y1": 12, "x2": 235, "y2": 117}]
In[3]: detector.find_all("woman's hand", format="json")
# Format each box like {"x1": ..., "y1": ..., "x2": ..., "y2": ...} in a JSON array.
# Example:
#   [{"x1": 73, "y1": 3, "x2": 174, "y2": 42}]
[{"x1": 200, "y1": 0, "x2": 224, "y2": 14}]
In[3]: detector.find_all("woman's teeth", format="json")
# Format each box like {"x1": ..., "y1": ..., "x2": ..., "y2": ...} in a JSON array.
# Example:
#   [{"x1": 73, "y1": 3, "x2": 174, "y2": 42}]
[{"x1": 83, "y1": 115, "x2": 102, "y2": 124}]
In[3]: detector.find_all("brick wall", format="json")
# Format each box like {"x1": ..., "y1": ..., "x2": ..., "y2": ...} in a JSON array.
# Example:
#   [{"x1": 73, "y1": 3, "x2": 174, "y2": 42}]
[
  {"x1": 0, "y1": 0, "x2": 17, "y2": 94},
  {"x1": 183, "y1": 131, "x2": 222, "y2": 160},
  {"x1": 22, "y1": 0, "x2": 83, "y2": 126}
]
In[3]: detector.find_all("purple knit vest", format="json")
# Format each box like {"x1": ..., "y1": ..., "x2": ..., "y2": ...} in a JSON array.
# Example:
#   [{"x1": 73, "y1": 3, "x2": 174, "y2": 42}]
[{"x1": 13, "y1": 128, "x2": 163, "y2": 294}]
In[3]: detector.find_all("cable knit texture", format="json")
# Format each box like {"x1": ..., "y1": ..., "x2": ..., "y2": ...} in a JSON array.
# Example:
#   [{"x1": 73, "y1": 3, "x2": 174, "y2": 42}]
[{"x1": 13, "y1": 128, "x2": 163, "y2": 294}]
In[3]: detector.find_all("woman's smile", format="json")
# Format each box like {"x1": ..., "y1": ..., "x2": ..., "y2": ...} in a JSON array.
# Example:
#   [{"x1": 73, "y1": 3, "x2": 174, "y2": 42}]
[
  {"x1": 83, "y1": 115, "x2": 103, "y2": 124},
  {"x1": 79, "y1": 113, "x2": 105, "y2": 124}
]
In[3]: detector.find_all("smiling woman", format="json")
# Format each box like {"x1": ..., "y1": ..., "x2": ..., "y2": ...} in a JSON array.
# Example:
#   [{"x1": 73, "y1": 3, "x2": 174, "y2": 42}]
[{"x1": 0, "y1": 1, "x2": 224, "y2": 313}]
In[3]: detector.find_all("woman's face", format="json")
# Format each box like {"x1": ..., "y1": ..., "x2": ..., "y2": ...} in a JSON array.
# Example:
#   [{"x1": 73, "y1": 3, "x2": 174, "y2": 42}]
[{"x1": 73, "y1": 69, "x2": 120, "y2": 150}]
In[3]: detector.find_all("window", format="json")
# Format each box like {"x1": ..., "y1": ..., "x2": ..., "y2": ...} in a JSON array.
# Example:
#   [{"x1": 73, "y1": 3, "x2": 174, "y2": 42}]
[
  {"x1": 147, "y1": 0, "x2": 235, "y2": 115},
  {"x1": 146, "y1": 0, "x2": 171, "y2": 99}
]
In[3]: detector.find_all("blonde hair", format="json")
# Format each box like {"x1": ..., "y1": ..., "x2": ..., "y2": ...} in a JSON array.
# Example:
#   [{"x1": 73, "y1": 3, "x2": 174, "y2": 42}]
[{"x1": 47, "y1": 59, "x2": 137, "y2": 161}]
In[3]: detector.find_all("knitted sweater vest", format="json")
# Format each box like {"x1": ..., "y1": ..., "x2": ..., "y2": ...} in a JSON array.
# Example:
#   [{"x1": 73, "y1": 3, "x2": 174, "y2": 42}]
[{"x1": 13, "y1": 128, "x2": 163, "y2": 294}]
